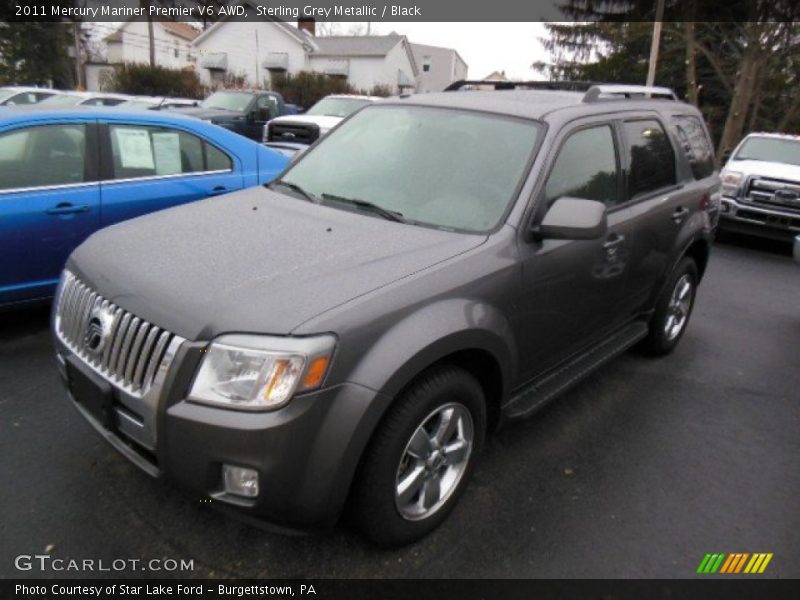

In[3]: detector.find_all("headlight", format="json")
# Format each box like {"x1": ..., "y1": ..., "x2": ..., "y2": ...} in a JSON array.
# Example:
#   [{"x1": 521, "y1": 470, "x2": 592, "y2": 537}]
[
  {"x1": 189, "y1": 334, "x2": 335, "y2": 411},
  {"x1": 721, "y1": 170, "x2": 743, "y2": 197}
]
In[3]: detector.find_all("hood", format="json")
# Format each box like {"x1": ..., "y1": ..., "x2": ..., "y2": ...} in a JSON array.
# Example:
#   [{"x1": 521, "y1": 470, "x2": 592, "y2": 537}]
[
  {"x1": 725, "y1": 159, "x2": 800, "y2": 182},
  {"x1": 69, "y1": 188, "x2": 486, "y2": 341},
  {"x1": 269, "y1": 114, "x2": 342, "y2": 132},
  {"x1": 171, "y1": 107, "x2": 243, "y2": 121}
]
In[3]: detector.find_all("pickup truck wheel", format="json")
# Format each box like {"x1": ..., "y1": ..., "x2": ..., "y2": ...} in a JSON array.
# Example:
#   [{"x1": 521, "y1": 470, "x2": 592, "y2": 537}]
[
  {"x1": 351, "y1": 365, "x2": 486, "y2": 546},
  {"x1": 642, "y1": 257, "x2": 698, "y2": 356}
]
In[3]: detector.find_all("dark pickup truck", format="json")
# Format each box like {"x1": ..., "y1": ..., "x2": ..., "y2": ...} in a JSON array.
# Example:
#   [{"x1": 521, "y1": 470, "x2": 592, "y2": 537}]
[{"x1": 173, "y1": 90, "x2": 288, "y2": 141}]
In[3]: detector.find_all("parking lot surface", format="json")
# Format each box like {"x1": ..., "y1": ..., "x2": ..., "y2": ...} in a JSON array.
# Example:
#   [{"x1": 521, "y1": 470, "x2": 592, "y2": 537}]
[{"x1": 1, "y1": 235, "x2": 798, "y2": 579}]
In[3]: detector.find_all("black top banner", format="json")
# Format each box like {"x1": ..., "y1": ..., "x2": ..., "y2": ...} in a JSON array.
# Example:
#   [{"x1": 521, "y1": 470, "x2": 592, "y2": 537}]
[{"x1": 2, "y1": 0, "x2": 797, "y2": 23}]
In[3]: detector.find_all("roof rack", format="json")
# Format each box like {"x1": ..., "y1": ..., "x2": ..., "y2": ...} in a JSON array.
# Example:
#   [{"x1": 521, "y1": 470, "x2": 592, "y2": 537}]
[
  {"x1": 582, "y1": 85, "x2": 677, "y2": 102},
  {"x1": 444, "y1": 80, "x2": 597, "y2": 92}
]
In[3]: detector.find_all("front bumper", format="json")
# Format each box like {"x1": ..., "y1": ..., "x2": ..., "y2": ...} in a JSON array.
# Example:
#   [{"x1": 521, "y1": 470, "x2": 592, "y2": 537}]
[
  {"x1": 53, "y1": 333, "x2": 385, "y2": 531},
  {"x1": 719, "y1": 196, "x2": 800, "y2": 241}
]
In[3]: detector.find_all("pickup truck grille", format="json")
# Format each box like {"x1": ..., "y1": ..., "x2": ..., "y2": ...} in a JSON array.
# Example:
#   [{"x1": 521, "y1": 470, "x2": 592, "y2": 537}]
[
  {"x1": 268, "y1": 121, "x2": 320, "y2": 145},
  {"x1": 746, "y1": 177, "x2": 800, "y2": 212},
  {"x1": 55, "y1": 271, "x2": 182, "y2": 397}
]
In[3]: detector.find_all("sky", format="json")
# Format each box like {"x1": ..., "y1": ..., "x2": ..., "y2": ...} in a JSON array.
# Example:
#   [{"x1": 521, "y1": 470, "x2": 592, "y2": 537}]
[{"x1": 354, "y1": 22, "x2": 551, "y2": 80}]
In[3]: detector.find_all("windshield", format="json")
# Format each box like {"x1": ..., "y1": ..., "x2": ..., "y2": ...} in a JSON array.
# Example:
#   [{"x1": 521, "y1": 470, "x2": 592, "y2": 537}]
[
  {"x1": 201, "y1": 92, "x2": 253, "y2": 112},
  {"x1": 0, "y1": 89, "x2": 17, "y2": 103},
  {"x1": 306, "y1": 97, "x2": 372, "y2": 118},
  {"x1": 38, "y1": 94, "x2": 83, "y2": 107},
  {"x1": 119, "y1": 100, "x2": 156, "y2": 109},
  {"x1": 734, "y1": 136, "x2": 800, "y2": 167},
  {"x1": 280, "y1": 105, "x2": 541, "y2": 232}
]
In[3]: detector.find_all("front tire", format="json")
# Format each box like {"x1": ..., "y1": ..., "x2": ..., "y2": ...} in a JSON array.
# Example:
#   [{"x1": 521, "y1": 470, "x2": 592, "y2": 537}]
[
  {"x1": 350, "y1": 365, "x2": 486, "y2": 546},
  {"x1": 641, "y1": 257, "x2": 698, "y2": 356}
]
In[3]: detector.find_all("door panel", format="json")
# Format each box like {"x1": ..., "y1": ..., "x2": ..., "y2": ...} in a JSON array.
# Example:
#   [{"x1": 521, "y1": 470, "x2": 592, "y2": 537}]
[
  {"x1": 0, "y1": 122, "x2": 100, "y2": 304},
  {"x1": 516, "y1": 208, "x2": 635, "y2": 381}
]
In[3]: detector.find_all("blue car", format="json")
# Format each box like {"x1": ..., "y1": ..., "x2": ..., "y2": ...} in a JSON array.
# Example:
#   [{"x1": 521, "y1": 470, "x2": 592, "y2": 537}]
[{"x1": 0, "y1": 108, "x2": 288, "y2": 308}]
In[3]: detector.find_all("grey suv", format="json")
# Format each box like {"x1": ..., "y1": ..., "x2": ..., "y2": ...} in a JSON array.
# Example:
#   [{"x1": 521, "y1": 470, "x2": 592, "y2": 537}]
[{"x1": 52, "y1": 83, "x2": 718, "y2": 545}]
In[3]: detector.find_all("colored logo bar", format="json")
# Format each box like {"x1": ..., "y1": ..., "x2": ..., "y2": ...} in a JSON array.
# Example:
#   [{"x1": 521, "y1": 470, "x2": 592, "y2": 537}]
[{"x1": 696, "y1": 553, "x2": 773, "y2": 574}]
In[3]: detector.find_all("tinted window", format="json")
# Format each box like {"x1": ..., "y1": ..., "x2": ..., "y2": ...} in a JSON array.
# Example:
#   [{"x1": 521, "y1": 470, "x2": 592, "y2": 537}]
[
  {"x1": 0, "y1": 124, "x2": 87, "y2": 190},
  {"x1": 281, "y1": 106, "x2": 541, "y2": 232},
  {"x1": 545, "y1": 125, "x2": 619, "y2": 206},
  {"x1": 672, "y1": 115, "x2": 715, "y2": 179},
  {"x1": 624, "y1": 120, "x2": 675, "y2": 199},
  {"x1": 109, "y1": 125, "x2": 232, "y2": 179}
]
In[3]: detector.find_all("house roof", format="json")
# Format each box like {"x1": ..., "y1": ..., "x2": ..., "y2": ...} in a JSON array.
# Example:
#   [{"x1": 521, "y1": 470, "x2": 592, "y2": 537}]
[
  {"x1": 313, "y1": 35, "x2": 402, "y2": 56},
  {"x1": 192, "y1": 1, "x2": 317, "y2": 50},
  {"x1": 104, "y1": 21, "x2": 200, "y2": 43},
  {"x1": 160, "y1": 22, "x2": 201, "y2": 41}
]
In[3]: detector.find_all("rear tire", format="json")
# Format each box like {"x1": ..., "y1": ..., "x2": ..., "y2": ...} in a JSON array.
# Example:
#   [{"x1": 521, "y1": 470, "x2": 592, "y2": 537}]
[
  {"x1": 350, "y1": 365, "x2": 486, "y2": 546},
  {"x1": 641, "y1": 257, "x2": 698, "y2": 356}
]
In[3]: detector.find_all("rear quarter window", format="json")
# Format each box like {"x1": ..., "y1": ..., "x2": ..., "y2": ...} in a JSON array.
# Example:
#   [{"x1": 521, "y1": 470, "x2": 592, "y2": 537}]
[{"x1": 671, "y1": 115, "x2": 715, "y2": 179}]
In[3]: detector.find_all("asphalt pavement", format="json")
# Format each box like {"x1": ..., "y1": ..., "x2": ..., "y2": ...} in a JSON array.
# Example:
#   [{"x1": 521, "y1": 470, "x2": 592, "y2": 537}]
[{"x1": 1, "y1": 234, "x2": 798, "y2": 579}]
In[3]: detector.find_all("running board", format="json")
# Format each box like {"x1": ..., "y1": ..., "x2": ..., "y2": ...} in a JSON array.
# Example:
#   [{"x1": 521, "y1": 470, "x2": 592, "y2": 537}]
[{"x1": 503, "y1": 321, "x2": 649, "y2": 420}]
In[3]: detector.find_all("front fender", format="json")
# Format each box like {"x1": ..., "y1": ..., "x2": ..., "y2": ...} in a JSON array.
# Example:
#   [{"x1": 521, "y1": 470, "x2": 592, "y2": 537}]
[
  {"x1": 346, "y1": 298, "x2": 516, "y2": 400},
  {"x1": 318, "y1": 298, "x2": 517, "y2": 518}
]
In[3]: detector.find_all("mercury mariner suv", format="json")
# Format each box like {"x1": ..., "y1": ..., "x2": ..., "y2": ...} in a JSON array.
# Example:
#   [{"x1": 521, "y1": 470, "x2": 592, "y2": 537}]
[{"x1": 53, "y1": 83, "x2": 718, "y2": 546}]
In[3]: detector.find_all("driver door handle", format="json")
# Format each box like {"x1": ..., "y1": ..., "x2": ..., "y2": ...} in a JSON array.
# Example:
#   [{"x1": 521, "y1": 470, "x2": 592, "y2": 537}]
[{"x1": 46, "y1": 203, "x2": 90, "y2": 215}]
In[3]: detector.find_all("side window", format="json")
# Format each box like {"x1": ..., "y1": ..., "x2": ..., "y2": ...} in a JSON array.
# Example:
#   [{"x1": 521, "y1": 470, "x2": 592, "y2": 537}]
[
  {"x1": 206, "y1": 143, "x2": 232, "y2": 171},
  {"x1": 671, "y1": 115, "x2": 715, "y2": 179},
  {"x1": 545, "y1": 125, "x2": 619, "y2": 207},
  {"x1": 623, "y1": 119, "x2": 675, "y2": 199},
  {"x1": 109, "y1": 125, "x2": 231, "y2": 179},
  {"x1": 256, "y1": 95, "x2": 278, "y2": 120},
  {"x1": 0, "y1": 124, "x2": 87, "y2": 191}
]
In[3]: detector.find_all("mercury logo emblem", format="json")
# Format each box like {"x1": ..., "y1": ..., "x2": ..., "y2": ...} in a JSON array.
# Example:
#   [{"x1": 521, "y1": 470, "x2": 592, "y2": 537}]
[{"x1": 84, "y1": 306, "x2": 114, "y2": 356}]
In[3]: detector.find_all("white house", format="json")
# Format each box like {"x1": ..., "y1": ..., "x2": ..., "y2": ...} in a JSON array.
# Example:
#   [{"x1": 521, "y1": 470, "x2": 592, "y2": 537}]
[
  {"x1": 86, "y1": 20, "x2": 200, "y2": 91},
  {"x1": 308, "y1": 34, "x2": 418, "y2": 93},
  {"x1": 192, "y1": 12, "x2": 417, "y2": 94},
  {"x1": 411, "y1": 43, "x2": 468, "y2": 93},
  {"x1": 105, "y1": 20, "x2": 200, "y2": 68}
]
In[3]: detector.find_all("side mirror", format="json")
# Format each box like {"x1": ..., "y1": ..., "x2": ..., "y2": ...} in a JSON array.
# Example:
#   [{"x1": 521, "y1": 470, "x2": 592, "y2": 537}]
[
  {"x1": 248, "y1": 109, "x2": 258, "y2": 121},
  {"x1": 535, "y1": 196, "x2": 607, "y2": 240}
]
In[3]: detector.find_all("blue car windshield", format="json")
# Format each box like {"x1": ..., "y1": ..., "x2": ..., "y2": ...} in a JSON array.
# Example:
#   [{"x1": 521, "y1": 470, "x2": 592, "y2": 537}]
[{"x1": 280, "y1": 105, "x2": 541, "y2": 233}]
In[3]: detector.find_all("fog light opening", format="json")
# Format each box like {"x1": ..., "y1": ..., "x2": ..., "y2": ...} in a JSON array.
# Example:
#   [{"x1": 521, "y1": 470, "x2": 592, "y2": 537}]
[{"x1": 222, "y1": 465, "x2": 259, "y2": 498}]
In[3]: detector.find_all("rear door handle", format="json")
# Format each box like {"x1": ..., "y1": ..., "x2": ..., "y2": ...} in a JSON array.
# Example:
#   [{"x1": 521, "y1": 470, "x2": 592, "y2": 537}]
[
  {"x1": 46, "y1": 203, "x2": 90, "y2": 215},
  {"x1": 603, "y1": 233, "x2": 626, "y2": 249},
  {"x1": 672, "y1": 207, "x2": 690, "y2": 224}
]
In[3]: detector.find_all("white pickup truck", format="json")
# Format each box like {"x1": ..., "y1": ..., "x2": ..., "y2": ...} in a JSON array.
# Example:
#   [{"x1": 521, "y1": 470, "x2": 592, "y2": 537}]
[
  {"x1": 263, "y1": 95, "x2": 379, "y2": 151},
  {"x1": 719, "y1": 132, "x2": 800, "y2": 242}
]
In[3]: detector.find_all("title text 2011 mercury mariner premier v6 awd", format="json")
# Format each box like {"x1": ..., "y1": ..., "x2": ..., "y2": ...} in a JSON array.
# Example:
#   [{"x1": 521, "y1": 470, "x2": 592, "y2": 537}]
[{"x1": 54, "y1": 83, "x2": 719, "y2": 545}]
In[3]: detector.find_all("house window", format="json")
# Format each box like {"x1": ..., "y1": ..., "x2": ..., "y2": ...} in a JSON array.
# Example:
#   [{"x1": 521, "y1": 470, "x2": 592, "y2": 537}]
[
  {"x1": 174, "y1": 41, "x2": 180, "y2": 59},
  {"x1": 422, "y1": 56, "x2": 431, "y2": 72}
]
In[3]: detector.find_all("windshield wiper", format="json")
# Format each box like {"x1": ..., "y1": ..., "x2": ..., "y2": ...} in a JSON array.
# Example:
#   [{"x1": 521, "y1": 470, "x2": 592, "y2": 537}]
[
  {"x1": 321, "y1": 193, "x2": 407, "y2": 223},
  {"x1": 271, "y1": 180, "x2": 321, "y2": 203}
]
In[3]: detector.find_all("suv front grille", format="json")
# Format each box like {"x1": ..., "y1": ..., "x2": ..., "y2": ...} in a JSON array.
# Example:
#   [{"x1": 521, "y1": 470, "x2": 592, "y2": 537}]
[
  {"x1": 55, "y1": 271, "x2": 182, "y2": 397},
  {"x1": 268, "y1": 121, "x2": 320, "y2": 145},
  {"x1": 746, "y1": 177, "x2": 800, "y2": 212}
]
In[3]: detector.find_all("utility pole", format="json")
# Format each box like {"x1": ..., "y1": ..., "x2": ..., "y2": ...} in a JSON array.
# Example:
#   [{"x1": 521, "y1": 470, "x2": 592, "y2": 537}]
[
  {"x1": 646, "y1": 0, "x2": 666, "y2": 87},
  {"x1": 72, "y1": 21, "x2": 84, "y2": 89}
]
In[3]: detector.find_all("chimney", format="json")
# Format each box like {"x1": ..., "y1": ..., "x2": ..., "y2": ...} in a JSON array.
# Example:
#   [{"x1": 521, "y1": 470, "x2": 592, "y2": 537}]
[{"x1": 298, "y1": 18, "x2": 316, "y2": 36}]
